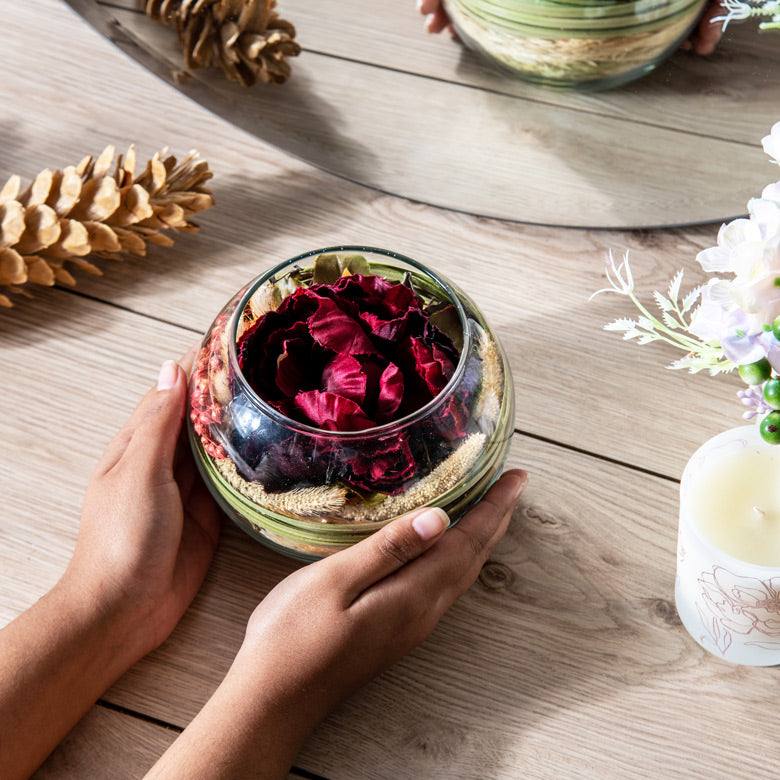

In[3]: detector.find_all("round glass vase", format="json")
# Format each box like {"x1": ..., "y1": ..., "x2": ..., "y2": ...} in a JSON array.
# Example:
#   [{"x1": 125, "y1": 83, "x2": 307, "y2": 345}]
[
  {"x1": 188, "y1": 247, "x2": 515, "y2": 562},
  {"x1": 443, "y1": 0, "x2": 707, "y2": 90}
]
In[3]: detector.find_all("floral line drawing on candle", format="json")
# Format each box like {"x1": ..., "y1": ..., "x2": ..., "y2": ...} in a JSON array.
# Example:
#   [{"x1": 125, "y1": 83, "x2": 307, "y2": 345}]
[
  {"x1": 695, "y1": 566, "x2": 780, "y2": 656},
  {"x1": 674, "y1": 425, "x2": 780, "y2": 665}
]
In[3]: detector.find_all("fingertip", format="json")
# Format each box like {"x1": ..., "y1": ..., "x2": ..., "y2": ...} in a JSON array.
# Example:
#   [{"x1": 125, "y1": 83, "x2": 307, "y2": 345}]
[
  {"x1": 695, "y1": 41, "x2": 717, "y2": 57},
  {"x1": 504, "y1": 469, "x2": 528, "y2": 502},
  {"x1": 157, "y1": 359, "x2": 180, "y2": 391},
  {"x1": 179, "y1": 344, "x2": 199, "y2": 376},
  {"x1": 411, "y1": 507, "x2": 449, "y2": 540}
]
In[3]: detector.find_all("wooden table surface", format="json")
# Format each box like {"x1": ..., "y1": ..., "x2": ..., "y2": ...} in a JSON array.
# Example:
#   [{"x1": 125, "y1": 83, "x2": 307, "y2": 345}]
[{"x1": 2, "y1": 1, "x2": 778, "y2": 778}]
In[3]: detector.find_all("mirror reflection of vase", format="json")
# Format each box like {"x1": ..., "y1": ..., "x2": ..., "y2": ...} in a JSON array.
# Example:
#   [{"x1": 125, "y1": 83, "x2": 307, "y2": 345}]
[{"x1": 66, "y1": 0, "x2": 778, "y2": 228}]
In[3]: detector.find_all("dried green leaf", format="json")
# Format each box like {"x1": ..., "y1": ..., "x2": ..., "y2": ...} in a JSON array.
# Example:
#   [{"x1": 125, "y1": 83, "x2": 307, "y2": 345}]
[
  {"x1": 312, "y1": 253, "x2": 341, "y2": 284},
  {"x1": 429, "y1": 303, "x2": 464, "y2": 352},
  {"x1": 341, "y1": 254, "x2": 370, "y2": 276}
]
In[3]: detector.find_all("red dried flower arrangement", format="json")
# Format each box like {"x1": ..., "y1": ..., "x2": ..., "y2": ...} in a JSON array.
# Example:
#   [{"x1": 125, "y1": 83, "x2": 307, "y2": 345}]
[{"x1": 237, "y1": 274, "x2": 460, "y2": 431}]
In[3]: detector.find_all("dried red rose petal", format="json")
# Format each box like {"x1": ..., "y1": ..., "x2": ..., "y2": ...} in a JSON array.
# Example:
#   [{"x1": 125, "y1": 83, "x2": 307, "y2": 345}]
[
  {"x1": 294, "y1": 390, "x2": 375, "y2": 431},
  {"x1": 408, "y1": 337, "x2": 456, "y2": 398},
  {"x1": 345, "y1": 434, "x2": 416, "y2": 494},
  {"x1": 308, "y1": 296, "x2": 378, "y2": 356},
  {"x1": 322, "y1": 353, "x2": 369, "y2": 407},
  {"x1": 376, "y1": 362, "x2": 404, "y2": 420}
]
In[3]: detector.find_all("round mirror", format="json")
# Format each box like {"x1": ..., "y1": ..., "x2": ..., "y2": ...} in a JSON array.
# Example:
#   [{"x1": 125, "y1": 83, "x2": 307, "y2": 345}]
[{"x1": 68, "y1": 0, "x2": 778, "y2": 228}]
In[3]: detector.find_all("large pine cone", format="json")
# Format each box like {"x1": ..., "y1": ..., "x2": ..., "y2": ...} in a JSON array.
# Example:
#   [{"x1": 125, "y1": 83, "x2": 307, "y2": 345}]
[
  {"x1": 0, "y1": 145, "x2": 213, "y2": 307},
  {"x1": 146, "y1": 0, "x2": 301, "y2": 86}
]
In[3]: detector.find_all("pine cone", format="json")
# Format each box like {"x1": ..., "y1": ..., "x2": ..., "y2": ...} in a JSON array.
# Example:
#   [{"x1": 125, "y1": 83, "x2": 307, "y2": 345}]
[
  {"x1": 0, "y1": 145, "x2": 213, "y2": 308},
  {"x1": 146, "y1": 0, "x2": 301, "y2": 87}
]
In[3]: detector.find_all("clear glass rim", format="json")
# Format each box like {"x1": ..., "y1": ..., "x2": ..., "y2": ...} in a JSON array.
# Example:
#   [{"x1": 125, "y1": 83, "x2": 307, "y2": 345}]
[{"x1": 227, "y1": 246, "x2": 473, "y2": 440}]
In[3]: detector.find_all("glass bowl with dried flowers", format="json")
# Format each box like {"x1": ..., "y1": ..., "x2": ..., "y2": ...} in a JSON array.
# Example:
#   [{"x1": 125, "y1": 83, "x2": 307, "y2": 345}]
[{"x1": 189, "y1": 247, "x2": 514, "y2": 560}]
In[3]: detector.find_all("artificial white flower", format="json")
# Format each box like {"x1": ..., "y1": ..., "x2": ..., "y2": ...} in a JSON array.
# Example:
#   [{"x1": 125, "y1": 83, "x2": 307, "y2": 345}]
[
  {"x1": 696, "y1": 218, "x2": 763, "y2": 273},
  {"x1": 688, "y1": 279, "x2": 733, "y2": 341},
  {"x1": 731, "y1": 265, "x2": 780, "y2": 323},
  {"x1": 748, "y1": 197, "x2": 780, "y2": 239},
  {"x1": 762, "y1": 121, "x2": 780, "y2": 165},
  {"x1": 763, "y1": 181, "x2": 780, "y2": 204}
]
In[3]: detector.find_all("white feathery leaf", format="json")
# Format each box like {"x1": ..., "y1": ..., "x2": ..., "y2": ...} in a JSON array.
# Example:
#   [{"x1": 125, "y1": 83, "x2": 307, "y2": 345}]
[
  {"x1": 682, "y1": 285, "x2": 703, "y2": 314},
  {"x1": 637, "y1": 316, "x2": 654, "y2": 331},
  {"x1": 653, "y1": 290, "x2": 674, "y2": 312},
  {"x1": 623, "y1": 329, "x2": 642, "y2": 341},
  {"x1": 662, "y1": 310, "x2": 679, "y2": 329},
  {"x1": 636, "y1": 334, "x2": 658, "y2": 345},
  {"x1": 668, "y1": 356, "x2": 694, "y2": 371},
  {"x1": 604, "y1": 318, "x2": 637, "y2": 332},
  {"x1": 668, "y1": 270, "x2": 684, "y2": 304}
]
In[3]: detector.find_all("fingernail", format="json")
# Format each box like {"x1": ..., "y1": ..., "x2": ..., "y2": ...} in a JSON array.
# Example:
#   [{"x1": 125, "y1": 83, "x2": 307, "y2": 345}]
[
  {"x1": 425, "y1": 12, "x2": 435, "y2": 30},
  {"x1": 416, "y1": 0, "x2": 423, "y2": 10},
  {"x1": 508, "y1": 470, "x2": 528, "y2": 501},
  {"x1": 157, "y1": 360, "x2": 179, "y2": 390},
  {"x1": 412, "y1": 507, "x2": 449, "y2": 540}
]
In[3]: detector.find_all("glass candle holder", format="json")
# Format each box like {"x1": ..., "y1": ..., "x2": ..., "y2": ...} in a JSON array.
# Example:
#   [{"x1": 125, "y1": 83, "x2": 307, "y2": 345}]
[
  {"x1": 189, "y1": 247, "x2": 515, "y2": 561},
  {"x1": 444, "y1": 0, "x2": 706, "y2": 90},
  {"x1": 676, "y1": 425, "x2": 780, "y2": 666}
]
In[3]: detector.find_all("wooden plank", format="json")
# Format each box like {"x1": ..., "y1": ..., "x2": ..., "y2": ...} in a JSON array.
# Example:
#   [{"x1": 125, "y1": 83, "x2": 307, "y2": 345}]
[
  {"x1": 1, "y1": 0, "x2": 749, "y2": 480},
  {"x1": 65, "y1": 0, "x2": 769, "y2": 228},
  {"x1": 33, "y1": 704, "x2": 313, "y2": 779},
  {"x1": 3, "y1": 291, "x2": 779, "y2": 779},
  {"x1": 33, "y1": 705, "x2": 177, "y2": 779},
  {"x1": 100, "y1": 0, "x2": 779, "y2": 147}
]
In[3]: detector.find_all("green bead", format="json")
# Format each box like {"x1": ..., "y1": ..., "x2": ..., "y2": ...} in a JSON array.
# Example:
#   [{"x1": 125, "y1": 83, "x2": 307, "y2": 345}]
[
  {"x1": 738, "y1": 358, "x2": 772, "y2": 385},
  {"x1": 773, "y1": 316, "x2": 780, "y2": 341},
  {"x1": 765, "y1": 379, "x2": 780, "y2": 409},
  {"x1": 761, "y1": 411, "x2": 780, "y2": 445}
]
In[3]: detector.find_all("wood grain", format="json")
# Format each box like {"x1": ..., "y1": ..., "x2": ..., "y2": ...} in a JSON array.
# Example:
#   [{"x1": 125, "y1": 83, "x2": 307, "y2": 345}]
[
  {"x1": 2, "y1": 290, "x2": 779, "y2": 779},
  {"x1": 71, "y1": 0, "x2": 771, "y2": 228},
  {"x1": 3, "y1": 2, "x2": 778, "y2": 779},
  {"x1": 33, "y1": 704, "x2": 311, "y2": 779},
  {"x1": 33, "y1": 706, "x2": 177, "y2": 779},
  {"x1": 100, "y1": 0, "x2": 779, "y2": 145},
  {"x1": 1, "y1": 0, "x2": 751, "y2": 481}
]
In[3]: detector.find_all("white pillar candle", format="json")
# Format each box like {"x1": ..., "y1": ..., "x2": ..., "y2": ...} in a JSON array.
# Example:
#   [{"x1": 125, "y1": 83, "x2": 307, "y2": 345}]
[{"x1": 676, "y1": 425, "x2": 780, "y2": 666}]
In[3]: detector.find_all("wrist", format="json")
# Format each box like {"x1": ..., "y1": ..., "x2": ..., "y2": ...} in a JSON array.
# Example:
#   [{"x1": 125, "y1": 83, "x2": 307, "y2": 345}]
[
  {"x1": 53, "y1": 570, "x2": 153, "y2": 671},
  {"x1": 226, "y1": 644, "x2": 323, "y2": 748},
  {"x1": 150, "y1": 646, "x2": 318, "y2": 780}
]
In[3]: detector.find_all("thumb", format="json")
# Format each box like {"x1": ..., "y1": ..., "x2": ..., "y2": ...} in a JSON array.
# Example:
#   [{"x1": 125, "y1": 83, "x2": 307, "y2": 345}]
[
  {"x1": 327, "y1": 506, "x2": 450, "y2": 602},
  {"x1": 121, "y1": 359, "x2": 188, "y2": 479}
]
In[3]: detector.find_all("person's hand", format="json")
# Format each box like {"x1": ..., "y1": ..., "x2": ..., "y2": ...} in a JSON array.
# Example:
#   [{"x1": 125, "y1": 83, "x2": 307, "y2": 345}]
[
  {"x1": 417, "y1": 0, "x2": 725, "y2": 55},
  {"x1": 417, "y1": 0, "x2": 454, "y2": 34},
  {"x1": 685, "y1": 0, "x2": 725, "y2": 56},
  {"x1": 0, "y1": 352, "x2": 221, "y2": 780},
  {"x1": 62, "y1": 351, "x2": 221, "y2": 659},
  {"x1": 147, "y1": 469, "x2": 527, "y2": 780}
]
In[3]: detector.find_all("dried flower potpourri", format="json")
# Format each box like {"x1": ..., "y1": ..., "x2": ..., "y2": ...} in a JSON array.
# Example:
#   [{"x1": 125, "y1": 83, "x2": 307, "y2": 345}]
[{"x1": 189, "y1": 248, "x2": 514, "y2": 560}]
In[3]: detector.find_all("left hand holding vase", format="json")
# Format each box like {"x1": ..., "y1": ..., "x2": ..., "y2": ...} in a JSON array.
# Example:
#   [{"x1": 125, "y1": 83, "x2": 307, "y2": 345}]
[
  {"x1": 0, "y1": 352, "x2": 220, "y2": 780},
  {"x1": 64, "y1": 351, "x2": 221, "y2": 659}
]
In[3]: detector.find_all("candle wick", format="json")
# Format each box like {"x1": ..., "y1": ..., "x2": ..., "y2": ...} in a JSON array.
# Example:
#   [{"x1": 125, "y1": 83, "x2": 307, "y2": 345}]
[{"x1": 753, "y1": 505, "x2": 766, "y2": 521}]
